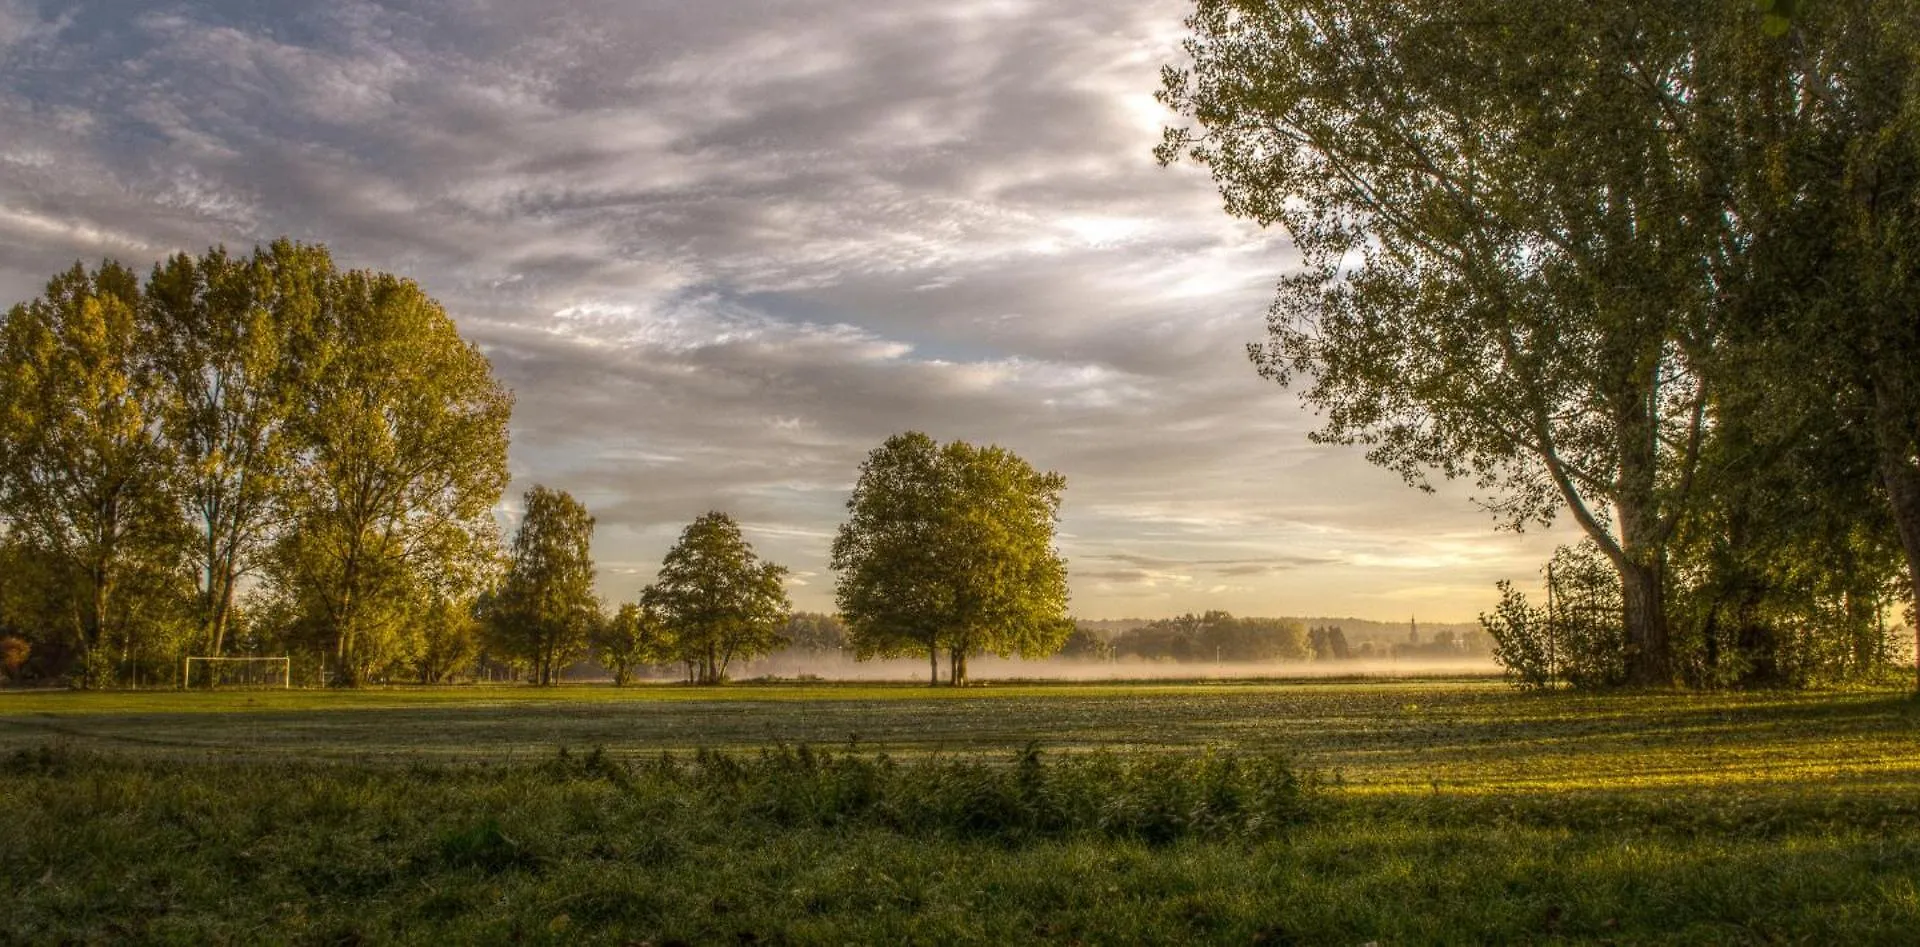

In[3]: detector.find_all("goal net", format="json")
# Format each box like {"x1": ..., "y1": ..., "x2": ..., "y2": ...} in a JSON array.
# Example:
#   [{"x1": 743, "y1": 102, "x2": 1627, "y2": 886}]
[{"x1": 183, "y1": 656, "x2": 292, "y2": 689}]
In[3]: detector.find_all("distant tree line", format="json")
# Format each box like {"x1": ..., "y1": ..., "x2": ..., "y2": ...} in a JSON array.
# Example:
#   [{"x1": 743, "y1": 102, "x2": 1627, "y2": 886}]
[
  {"x1": 1108, "y1": 612, "x2": 1309, "y2": 663},
  {"x1": 1052, "y1": 615, "x2": 1487, "y2": 665},
  {"x1": 1164, "y1": 0, "x2": 1920, "y2": 688}
]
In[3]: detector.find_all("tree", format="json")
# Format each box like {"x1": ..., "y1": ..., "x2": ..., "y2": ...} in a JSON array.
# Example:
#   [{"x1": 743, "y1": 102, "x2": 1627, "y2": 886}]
[
  {"x1": 1160, "y1": 1, "x2": 1746, "y2": 685},
  {"x1": 487, "y1": 485, "x2": 599, "y2": 685},
  {"x1": 0, "y1": 262, "x2": 191, "y2": 685},
  {"x1": 780, "y1": 611, "x2": 848, "y2": 656},
  {"x1": 1308, "y1": 625, "x2": 1351, "y2": 662},
  {"x1": 596, "y1": 601, "x2": 667, "y2": 685},
  {"x1": 1058, "y1": 623, "x2": 1112, "y2": 661},
  {"x1": 1730, "y1": 1, "x2": 1920, "y2": 689},
  {"x1": 267, "y1": 266, "x2": 511, "y2": 685},
  {"x1": 145, "y1": 241, "x2": 324, "y2": 661},
  {"x1": 831, "y1": 432, "x2": 1071, "y2": 686},
  {"x1": 408, "y1": 594, "x2": 484, "y2": 684},
  {"x1": 643, "y1": 512, "x2": 791, "y2": 685}
]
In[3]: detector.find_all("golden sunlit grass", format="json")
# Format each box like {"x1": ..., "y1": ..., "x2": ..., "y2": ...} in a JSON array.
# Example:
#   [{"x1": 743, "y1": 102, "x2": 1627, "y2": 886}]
[{"x1": 4, "y1": 680, "x2": 1917, "y2": 943}]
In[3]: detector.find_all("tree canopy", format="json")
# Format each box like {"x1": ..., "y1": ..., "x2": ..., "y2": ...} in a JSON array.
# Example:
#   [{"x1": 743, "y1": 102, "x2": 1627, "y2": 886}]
[
  {"x1": 643, "y1": 512, "x2": 791, "y2": 685},
  {"x1": 1162, "y1": 0, "x2": 1920, "y2": 688},
  {"x1": 487, "y1": 485, "x2": 599, "y2": 685},
  {"x1": 0, "y1": 242, "x2": 512, "y2": 687},
  {"x1": 832, "y1": 432, "x2": 1071, "y2": 686},
  {"x1": 265, "y1": 263, "x2": 511, "y2": 685},
  {"x1": 0, "y1": 262, "x2": 188, "y2": 686}
]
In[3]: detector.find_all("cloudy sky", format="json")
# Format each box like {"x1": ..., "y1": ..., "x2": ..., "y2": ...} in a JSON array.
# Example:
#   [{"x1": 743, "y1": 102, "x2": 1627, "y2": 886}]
[{"x1": 0, "y1": 0, "x2": 1564, "y2": 620}]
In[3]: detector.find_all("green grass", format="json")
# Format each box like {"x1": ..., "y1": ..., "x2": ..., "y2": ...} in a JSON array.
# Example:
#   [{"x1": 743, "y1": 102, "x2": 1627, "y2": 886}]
[{"x1": 4, "y1": 680, "x2": 1919, "y2": 943}]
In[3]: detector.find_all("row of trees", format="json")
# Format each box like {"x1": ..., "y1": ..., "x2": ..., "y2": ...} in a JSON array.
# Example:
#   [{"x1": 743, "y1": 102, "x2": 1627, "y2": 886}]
[
  {"x1": 1107, "y1": 612, "x2": 1311, "y2": 663},
  {"x1": 0, "y1": 243, "x2": 511, "y2": 686},
  {"x1": 484, "y1": 497, "x2": 792, "y2": 687},
  {"x1": 0, "y1": 238, "x2": 1075, "y2": 686},
  {"x1": 1163, "y1": 0, "x2": 1920, "y2": 687},
  {"x1": 506, "y1": 429, "x2": 1077, "y2": 689}
]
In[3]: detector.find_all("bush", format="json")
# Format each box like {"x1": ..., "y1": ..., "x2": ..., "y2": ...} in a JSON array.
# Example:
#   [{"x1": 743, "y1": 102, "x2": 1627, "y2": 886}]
[
  {"x1": 550, "y1": 742, "x2": 1318, "y2": 844},
  {"x1": 1482, "y1": 543, "x2": 1626, "y2": 690}
]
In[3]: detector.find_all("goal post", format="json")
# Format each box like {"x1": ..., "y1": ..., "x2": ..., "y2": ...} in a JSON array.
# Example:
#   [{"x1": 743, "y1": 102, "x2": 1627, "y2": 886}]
[{"x1": 183, "y1": 655, "x2": 292, "y2": 689}]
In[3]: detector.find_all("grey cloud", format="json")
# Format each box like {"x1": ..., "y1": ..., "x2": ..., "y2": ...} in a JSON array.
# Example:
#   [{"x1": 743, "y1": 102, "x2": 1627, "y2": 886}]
[{"x1": 0, "y1": 0, "x2": 1561, "y2": 620}]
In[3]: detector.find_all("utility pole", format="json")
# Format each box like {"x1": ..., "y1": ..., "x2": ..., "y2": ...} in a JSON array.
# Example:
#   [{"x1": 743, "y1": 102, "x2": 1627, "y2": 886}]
[{"x1": 1546, "y1": 560, "x2": 1558, "y2": 691}]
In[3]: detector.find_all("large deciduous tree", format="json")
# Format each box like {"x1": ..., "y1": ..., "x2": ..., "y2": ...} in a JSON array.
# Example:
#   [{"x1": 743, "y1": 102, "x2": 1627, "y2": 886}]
[
  {"x1": 1734, "y1": 1, "x2": 1920, "y2": 688},
  {"x1": 831, "y1": 432, "x2": 1071, "y2": 686},
  {"x1": 0, "y1": 262, "x2": 189, "y2": 685},
  {"x1": 487, "y1": 485, "x2": 599, "y2": 685},
  {"x1": 145, "y1": 240, "x2": 326, "y2": 660},
  {"x1": 1160, "y1": 0, "x2": 1748, "y2": 685},
  {"x1": 643, "y1": 512, "x2": 791, "y2": 685},
  {"x1": 269, "y1": 267, "x2": 512, "y2": 685}
]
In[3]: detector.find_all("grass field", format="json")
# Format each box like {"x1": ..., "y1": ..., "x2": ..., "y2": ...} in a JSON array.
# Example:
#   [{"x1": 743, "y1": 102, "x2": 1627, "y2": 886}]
[{"x1": 4, "y1": 680, "x2": 1919, "y2": 943}]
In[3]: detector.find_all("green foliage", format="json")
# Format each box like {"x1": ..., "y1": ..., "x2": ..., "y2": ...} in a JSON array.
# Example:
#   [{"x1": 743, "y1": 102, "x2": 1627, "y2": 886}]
[
  {"x1": 595, "y1": 602, "x2": 669, "y2": 686},
  {"x1": 643, "y1": 512, "x2": 791, "y2": 684},
  {"x1": 1112, "y1": 611, "x2": 1310, "y2": 664},
  {"x1": 0, "y1": 244, "x2": 510, "y2": 687},
  {"x1": 408, "y1": 595, "x2": 485, "y2": 685},
  {"x1": 265, "y1": 264, "x2": 511, "y2": 685},
  {"x1": 145, "y1": 242, "x2": 325, "y2": 660},
  {"x1": 780, "y1": 611, "x2": 848, "y2": 656},
  {"x1": 487, "y1": 486, "x2": 599, "y2": 685},
  {"x1": 1161, "y1": 1, "x2": 1920, "y2": 689},
  {"x1": 1482, "y1": 543, "x2": 1627, "y2": 691},
  {"x1": 1307, "y1": 625, "x2": 1351, "y2": 661},
  {"x1": 0, "y1": 261, "x2": 193, "y2": 686},
  {"x1": 1706, "y1": 0, "x2": 1920, "y2": 688},
  {"x1": 0, "y1": 635, "x2": 26, "y2": 681},
  {"x1": 832, "y1": 432, "x2": 1071, "y2": 685},
  {"x1": 1056, "y1": 623, "x2": 1112, "y2": 661}
]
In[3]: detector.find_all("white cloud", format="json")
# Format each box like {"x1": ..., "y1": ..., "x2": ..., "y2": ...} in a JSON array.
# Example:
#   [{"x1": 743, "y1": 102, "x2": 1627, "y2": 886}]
[{"x1": 0, "y1": 0, "x2": 1564, "y2": 620}]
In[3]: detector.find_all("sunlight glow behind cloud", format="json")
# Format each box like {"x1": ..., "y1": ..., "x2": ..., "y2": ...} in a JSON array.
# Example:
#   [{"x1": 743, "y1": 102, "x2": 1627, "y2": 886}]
[{"x1": 0, "y1": 0, "x2": 1566, "y2": 619}]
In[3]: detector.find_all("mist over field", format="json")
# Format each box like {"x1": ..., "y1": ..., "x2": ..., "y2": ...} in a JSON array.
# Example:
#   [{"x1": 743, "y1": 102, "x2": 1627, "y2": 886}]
[{"x1": 617, "y1": 655, "x2": 1501, "y2": 684}]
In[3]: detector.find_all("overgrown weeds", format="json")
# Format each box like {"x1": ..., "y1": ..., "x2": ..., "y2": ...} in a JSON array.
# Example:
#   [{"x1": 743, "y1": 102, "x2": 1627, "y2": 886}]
[{"x1": 545, "y1": 741, "x2": 1316, "y2": 843}]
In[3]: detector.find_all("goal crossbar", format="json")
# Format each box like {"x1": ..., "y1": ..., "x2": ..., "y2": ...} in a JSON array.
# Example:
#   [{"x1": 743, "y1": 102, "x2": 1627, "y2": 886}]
[{"x1": 183, "y1": 655, "x2": 292, "y2": 689}]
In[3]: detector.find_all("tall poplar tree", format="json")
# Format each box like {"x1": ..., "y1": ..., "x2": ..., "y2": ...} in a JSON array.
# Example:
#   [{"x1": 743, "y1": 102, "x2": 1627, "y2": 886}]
[{"x1": 146, "y1": 240, "x2": 326, "y2": 660}]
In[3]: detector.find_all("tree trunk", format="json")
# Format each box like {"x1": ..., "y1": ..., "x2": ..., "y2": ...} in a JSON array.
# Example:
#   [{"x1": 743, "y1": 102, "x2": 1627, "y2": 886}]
[
  {"x1": 948, "y1": 646, "x2": 968, "y2": 687},
  {"x1": 929, "y1": 641, "x2": 939, "y2": 687},
  {"x1": 1619, "y1": 556, "x2": 1670, "y2": 687},
  {"x1": 210, "y1": 573, "x2": 237, "y2": 657},
  {"x1": 1608, "y1": 344, "x2": 1678, "y2": 689}
]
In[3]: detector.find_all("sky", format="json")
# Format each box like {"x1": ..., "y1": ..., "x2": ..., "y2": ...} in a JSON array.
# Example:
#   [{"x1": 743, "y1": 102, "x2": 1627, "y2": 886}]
[{"x1": 0, "y1": 0, "x2": 1565, "y2": 620}]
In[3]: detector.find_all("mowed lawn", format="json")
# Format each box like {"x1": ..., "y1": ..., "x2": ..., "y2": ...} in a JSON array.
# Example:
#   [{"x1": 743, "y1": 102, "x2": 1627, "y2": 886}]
[{"x1": 4, "y1": 680, "x2": 1919, "y2": 944}]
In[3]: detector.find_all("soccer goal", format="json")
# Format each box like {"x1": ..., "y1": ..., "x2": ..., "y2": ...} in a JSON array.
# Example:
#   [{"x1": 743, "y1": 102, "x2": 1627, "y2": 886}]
[{"x1": 183, "y1": 655, "x2": 292, "y2": 689}]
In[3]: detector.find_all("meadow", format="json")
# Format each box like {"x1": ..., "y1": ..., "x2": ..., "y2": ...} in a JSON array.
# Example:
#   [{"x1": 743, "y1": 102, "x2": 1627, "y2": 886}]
[{"x1": 3, "y1": 679, "x2": 1918, "y2": 944}]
